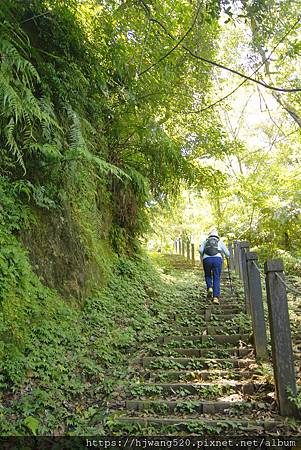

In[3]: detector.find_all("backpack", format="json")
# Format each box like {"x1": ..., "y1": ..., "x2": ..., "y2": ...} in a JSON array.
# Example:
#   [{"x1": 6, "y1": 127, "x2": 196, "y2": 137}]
[{"x1": 204, "y1": 236, "x2": 220, "y2": 256}]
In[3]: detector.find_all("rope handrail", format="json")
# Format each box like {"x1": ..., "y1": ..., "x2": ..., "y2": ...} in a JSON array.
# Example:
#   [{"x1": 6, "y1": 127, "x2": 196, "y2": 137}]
[
  {"x1": 232, "y1": 240, "x2": 298, "y2": 413},
  {"x1": 251, "y1": 260, "x2": 265, "y2": 281},
  {"x1": 250, "y1": 260, "x2": 300, "y2": 295},
  {"x1": 274, "y1": 272, "x2": 300, "y2": 296}
]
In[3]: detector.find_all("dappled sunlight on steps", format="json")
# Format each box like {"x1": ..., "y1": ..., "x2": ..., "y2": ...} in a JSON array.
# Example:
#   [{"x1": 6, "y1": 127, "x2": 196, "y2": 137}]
[{"x1": 105, "y1": 262, "x2": 300, "y2": 435}]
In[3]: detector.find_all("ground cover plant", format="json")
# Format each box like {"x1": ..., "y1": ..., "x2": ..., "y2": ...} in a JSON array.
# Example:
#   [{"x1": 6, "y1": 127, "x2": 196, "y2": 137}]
[
  {"x1": 1, "y1": 0, "x2": 301, "y2": 440},
  {"x1": 104, "y1": 255, "x2": 301, "y2": 436}
]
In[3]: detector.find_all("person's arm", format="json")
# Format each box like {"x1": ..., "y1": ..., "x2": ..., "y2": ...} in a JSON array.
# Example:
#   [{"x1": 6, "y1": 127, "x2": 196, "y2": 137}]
[
  {"x1": 199, "y1": 241, "x2": 205, "y2": 256},
  {"x1": 220, "y1": 240, "x2": 230, "y2": 258}
]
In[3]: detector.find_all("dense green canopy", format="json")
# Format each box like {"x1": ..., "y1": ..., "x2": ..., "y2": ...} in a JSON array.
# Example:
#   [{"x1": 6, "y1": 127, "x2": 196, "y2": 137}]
[{"x1": 1, "y1": 0, "x2": 301, "y2": 436}]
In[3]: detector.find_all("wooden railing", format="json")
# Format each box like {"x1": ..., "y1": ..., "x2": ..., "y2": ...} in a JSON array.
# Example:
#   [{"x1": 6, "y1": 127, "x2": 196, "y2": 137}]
[
  {"x1": 231, "y1": 240, "x2": 298, "y2": 418},
  {"x1": 174, "y1": 236, "x2": 299, "y2": 418},
  {"x1": 174, "y1": 236, "x2": 195, "y2": 264}
]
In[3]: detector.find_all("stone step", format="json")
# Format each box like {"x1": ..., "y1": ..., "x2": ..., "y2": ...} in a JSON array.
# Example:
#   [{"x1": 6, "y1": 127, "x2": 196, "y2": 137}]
[
  {"x1": 124, "y1": 399, "x2": 257, "y2": 413},
  {"x1": 110, "y1": 416, "x2": 282, "y2": 433},
  {"x1": 151, "y1": 347, "x2": 253, "y2": 358},
  {"x1": 199, "y1": 307, "x2": 242, "y2": 314},
  {"x1": 159, "y1": 329, "x2": 233, "y2": 341},
  {"x1": 206, "y1": 313, "x2": 236, "y2": 321},
  {"x1": 205, "y1": 326, "x2": 248, "y2": 335},
  {"x1": 159, "y1": 333, "x2": 239, "y2": 344},
  {"x1": 144, "y1": 369, "x2": 253, "y2": 382},
  {"x1": 203, "y1": 334, "x2": 250, "y2": 344},
  {"x1": 128, "y1": 381, "x2": 262, "y2": 397},
  {"x1": 172, "y1": 311, "x2": 243, "y2": 321},
  {"x1": 160, "y1": 333, "x2": 250, "y2": 345},
  {"x1": 202, "y1": 303, "x2": 242, "y2": 310},
  {"x1": 138, "y1": 357, "x2": 256, "y2": 370},
  {"x1": 203, "y1": 303, "x2": 242, "y2": 309},
  {"x1": 170, "y1": 325, "x2": 246, "y2": 335}
]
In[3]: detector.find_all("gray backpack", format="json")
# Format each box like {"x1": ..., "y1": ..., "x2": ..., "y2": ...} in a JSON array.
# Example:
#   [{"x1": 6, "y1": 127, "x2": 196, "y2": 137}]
[{"x1": 204, "y1": 237, "x2": 220, "y2": 256}]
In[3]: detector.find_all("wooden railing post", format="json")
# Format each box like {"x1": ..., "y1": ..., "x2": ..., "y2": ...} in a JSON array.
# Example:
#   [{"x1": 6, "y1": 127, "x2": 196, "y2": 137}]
[
  {"x1": 233, "y1": 240, "x2": 238, "y2": 273},
  {"x1": 236, "y1": 241, "x2": 242, "y2": 277},
  {"x1": 240, "y1": 241, "x2": 250, "y2": 313},
  {"x1": 234, "y1": 241, "x2": 238, "y2": 275},
  {"x1": 236, "y1": 241, "x2": 240, "y2": 275},
  {"x1": 186, "y1": 240, "x2": 190, "y2": 260},
  {"x1": 264, "y1": 259, "x2": 297, "y2": 417},
  {"x1": 191, "y1": 243, "x2": 195, "y2": 264},
  {"x1": 228, "y1": 243, "x2": 235, "y2": 271},
  {"x1": 246, "y1": 252, "x2": 268, "y2": 360}
]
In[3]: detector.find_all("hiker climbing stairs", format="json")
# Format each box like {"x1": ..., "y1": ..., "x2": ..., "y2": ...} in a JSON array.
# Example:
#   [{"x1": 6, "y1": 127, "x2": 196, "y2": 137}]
[{"x1": 106, "y1": 262, "x2": 298, "y2": 435}]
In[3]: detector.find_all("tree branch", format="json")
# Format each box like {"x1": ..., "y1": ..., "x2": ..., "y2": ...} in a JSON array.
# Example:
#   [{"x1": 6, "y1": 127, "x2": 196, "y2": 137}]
[
  {"x1": 173, "y1": 16, "x2": 301, "y2": 114},
  {"x1": 136, "y1": 18, "x2": 152, "y2": 76},
  {"x1": 138, "y1": 7, "x2": 301, "y2": 94},
  {"x1": 138, "y1": 1, "x2": 203, "y2": 77},
  {"x1": 250, "y1": 15, "x2": 301, "y2": 127},
  {"x1": 182, "y1": 46, "x2": 301, "y2": 92},
  {"x1": 21, "y1": 11, "x2": 51, "y2": 24},
  {"x1": 257, "y1": 87, "x2": 287, "y2": 136}
]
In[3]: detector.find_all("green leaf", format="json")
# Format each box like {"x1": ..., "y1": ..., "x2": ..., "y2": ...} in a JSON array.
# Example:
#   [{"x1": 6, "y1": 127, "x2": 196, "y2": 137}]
[{"x1": 23, "y1": 416, "x2": 40, "y2": 435}]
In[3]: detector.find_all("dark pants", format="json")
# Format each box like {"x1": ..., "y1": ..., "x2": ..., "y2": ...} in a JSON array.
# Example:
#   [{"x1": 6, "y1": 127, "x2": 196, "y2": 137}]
[{"x1": 203, "y1": 257, "x2": 223, "y2": 297}]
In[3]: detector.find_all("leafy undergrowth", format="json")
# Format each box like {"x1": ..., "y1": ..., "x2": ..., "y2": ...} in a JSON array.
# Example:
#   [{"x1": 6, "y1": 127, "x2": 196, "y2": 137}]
[
  {"x1": 0, "y1": 245, "x2": 185, "y2": 435},
  {"x1": 1, "y1": 248, "x2": 300, "y2": 436},
  {"x1": 104, "y1": 255, "x2": 301, "y2": 436}
]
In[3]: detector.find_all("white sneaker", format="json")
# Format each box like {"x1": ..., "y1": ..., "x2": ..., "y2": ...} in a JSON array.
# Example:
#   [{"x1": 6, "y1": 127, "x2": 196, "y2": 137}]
[{"x1": 207, "y1": 288, "x2": 213, "y2": 298}]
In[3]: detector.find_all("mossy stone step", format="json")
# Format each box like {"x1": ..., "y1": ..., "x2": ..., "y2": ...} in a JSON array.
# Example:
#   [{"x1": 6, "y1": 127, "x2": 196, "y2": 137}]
[
  {"x1": 202, "y1": 303, "x2": 242, "y2": 309},
  {"x1": 172, "y1": 311, "x2": 243, "y2": 321},
  {"x1": 128, "y1": 381, "x2": 261, "y2": 396},
  {"x1": 206, "y1": 313, "x2": 237, "y2": 321},
  {"x1": 199, "y1": 308, "x2": 242, "y2": 315},
  {"x1": 206, "y1": 326, "x2": 246, "y2": 335},
  {"x1": 151, "y1": 347, "x2": 252, "y2": 358},
  {"x1": 125, "y1": 399, "x2": 255, "y2": 413},
  {"x1": 138, "y1": 357, "x2": 255, "y2": 369},
  {"x1": 144, "y1": 369, "x2": 253, "y2": 382},
  {"x1": 203, "y1": 334, "x2": 250, "y2": 344},
  {"x1": 160, "y1": 333, "x2": 250, "y2": 345},
  {"x1": 169, "y1": 326, "x2": 245, "y2": 336},
  {"x1": 111, "y1": 416, "x2": 282, "y2": 433}
]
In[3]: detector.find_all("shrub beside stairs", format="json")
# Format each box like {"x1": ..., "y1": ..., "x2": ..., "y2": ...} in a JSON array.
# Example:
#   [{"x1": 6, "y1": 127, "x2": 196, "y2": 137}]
[{"x1": 106, "y1": 267, "x2": 299, "y2": 435}]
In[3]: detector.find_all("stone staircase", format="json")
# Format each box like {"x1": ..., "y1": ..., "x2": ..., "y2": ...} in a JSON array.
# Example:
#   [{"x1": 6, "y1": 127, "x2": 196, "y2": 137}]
[{"x1": 106, "y1": 272, "x2": 294, "y2": 435}]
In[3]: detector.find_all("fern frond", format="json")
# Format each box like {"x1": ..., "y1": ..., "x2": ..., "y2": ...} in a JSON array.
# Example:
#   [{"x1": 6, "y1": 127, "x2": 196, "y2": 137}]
[
  {"x1": 1, "y1": 20, "x2": 31, "y2": 53},
  {"x1": 65, "y1": 106, "x2": 129, "y2": 180},
  {"x1": 0, "y1": 39, "x2": 40, "y2": 85},
  {"x1": 123, "y1": 165, "x2": 149, "y2": 198},
  {"x1": 66, "y1": 106, "x2": 85, "y2": 150},
  {"x1": 0, "y1": 72, "x2": 23, "y2": 121},
  {"x1": 5, "y1": 118, "x2": 26, "y2": 172},
  {"x1": 92, "y1": 155, "x2": 129, "y2": 180}
]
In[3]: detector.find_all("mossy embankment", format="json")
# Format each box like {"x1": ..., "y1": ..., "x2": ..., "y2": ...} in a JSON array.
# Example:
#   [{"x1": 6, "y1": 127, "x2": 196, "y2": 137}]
[{"x1": 0, "y1": 178, "x2": 180, "y2": 435}]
